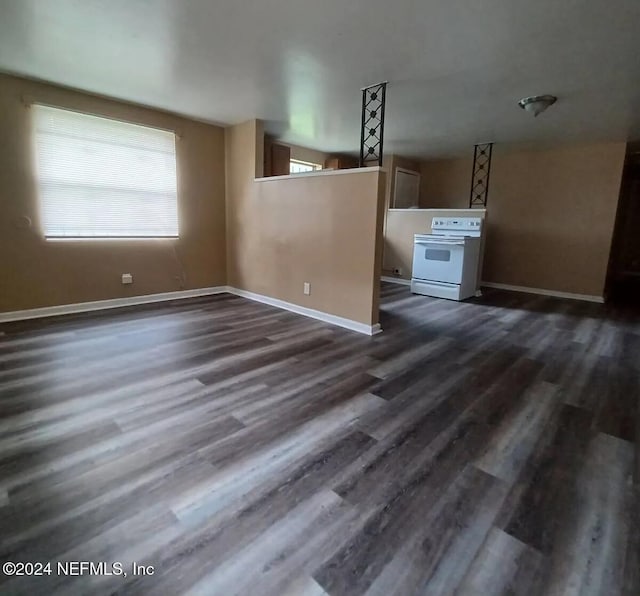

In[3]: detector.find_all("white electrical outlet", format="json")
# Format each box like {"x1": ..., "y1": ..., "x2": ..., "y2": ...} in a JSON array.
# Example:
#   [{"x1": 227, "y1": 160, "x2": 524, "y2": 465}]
[
  {"x1": 303, "y1": 282, "x2": 311, "y2": 295},
  {"x1": 121, "y1": 273, "x2": 133, "y2": 285}
]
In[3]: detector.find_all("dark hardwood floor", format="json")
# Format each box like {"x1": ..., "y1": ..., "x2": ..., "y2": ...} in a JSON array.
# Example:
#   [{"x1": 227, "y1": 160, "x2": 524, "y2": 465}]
[{"x1": 0, "y1": 283, "x2": 638, "y2": 595}]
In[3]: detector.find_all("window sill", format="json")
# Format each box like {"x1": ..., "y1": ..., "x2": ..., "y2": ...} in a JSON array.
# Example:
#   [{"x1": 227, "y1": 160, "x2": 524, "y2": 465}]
[
  {"x1": 44, "y1": 236, "x2": 180, "y2": 241},
  {"x1": 255, "y1": 165, "x2": 384, "y2": 182}
]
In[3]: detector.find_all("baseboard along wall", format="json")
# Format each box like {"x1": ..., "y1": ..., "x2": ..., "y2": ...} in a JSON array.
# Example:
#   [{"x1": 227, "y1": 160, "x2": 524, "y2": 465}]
[
  {"x1": 382, "y1": 276, "x2": 604, "y2": 303},
  {"x1": 0, "y1": 286, "x2": 382, "y2": 335}
]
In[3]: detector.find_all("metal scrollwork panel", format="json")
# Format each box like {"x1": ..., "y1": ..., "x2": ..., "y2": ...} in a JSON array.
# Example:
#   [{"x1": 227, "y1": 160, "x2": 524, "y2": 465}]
[
  {"x1": 469, "y1": 143, "x2": 493, "y2": 208},
  {"x1": 359, "y1": 82, "x2": 387, "y2": 167}
]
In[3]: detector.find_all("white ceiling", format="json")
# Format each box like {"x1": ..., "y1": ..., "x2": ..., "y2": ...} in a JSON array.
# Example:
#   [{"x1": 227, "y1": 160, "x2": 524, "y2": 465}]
[{"x1": 1, "y1": 0, "x2": 639, "y2": 159}]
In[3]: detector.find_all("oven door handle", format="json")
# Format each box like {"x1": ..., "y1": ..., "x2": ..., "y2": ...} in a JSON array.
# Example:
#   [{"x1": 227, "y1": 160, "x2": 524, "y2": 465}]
[{"x1": 415, "y1": 240, "x2": 465, "y2": 246}]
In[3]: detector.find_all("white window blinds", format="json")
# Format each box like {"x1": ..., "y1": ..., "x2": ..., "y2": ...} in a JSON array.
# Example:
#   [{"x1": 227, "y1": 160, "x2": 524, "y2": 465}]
[{"x1": 32, "y1": 105, "x2": 179, "y2": 238}]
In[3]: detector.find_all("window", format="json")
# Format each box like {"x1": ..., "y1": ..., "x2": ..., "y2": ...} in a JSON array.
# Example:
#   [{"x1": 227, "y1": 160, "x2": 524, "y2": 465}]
[
  {"x1": 289, "y1": 159, "x2": 322, "y2": 174},
  {"x1": 32, "y1": 105, "x2": 179, "y2": 238}
]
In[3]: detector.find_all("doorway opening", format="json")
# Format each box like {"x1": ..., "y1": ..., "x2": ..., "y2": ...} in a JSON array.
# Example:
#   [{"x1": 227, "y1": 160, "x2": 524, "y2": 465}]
[{"x1": 607, "y1": 146, "x2": 640, "y2": 304}]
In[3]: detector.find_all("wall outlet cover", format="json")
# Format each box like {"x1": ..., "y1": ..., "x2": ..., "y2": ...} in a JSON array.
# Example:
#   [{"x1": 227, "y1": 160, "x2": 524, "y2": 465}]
[
  {"x1": 303, "y1": 282, "x2": 311, "y2": 295},
  {"x1": 122, "y1": 273, "x2": 133, "y2": 285}
]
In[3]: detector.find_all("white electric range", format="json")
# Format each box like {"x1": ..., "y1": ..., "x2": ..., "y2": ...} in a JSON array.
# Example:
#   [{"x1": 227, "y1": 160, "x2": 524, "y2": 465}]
[{"x1": 411, "y1": 217, "x2": 483, "y2": 301}]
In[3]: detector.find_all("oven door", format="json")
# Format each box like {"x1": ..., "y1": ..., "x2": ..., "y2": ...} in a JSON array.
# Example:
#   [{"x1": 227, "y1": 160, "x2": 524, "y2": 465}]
[{"x1": 412, "y1": 237, "x2": 465, "y2": 284}]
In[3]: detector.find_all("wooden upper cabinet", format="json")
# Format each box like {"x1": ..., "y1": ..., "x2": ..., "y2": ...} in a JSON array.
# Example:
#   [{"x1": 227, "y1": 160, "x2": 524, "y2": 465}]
[
  {"x1": 324, "y1": 157, "x2": 340, "y2": 170},
  {"x1": 324, "y1": 155, "x2": 358, "y2": 170},
  {"x1": 263, "y1": 136, "x2": 291, "y2": 177},
  {"x1": 271, "y1": 143, "x2": 291, "y2": 176},
  {"x1": 263, "y1": 135, "x2": 273, "y2": 177}
]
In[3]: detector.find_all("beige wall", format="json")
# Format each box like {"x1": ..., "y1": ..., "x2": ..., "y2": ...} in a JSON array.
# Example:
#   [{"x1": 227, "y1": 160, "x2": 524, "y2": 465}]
[
  {"x1": 226, "y1": 121, "x2": 386, "y2": 326},
  {"x1": 225, "y1": 119, "x2": 263, "y2": 283},
  {"x1": 0, "y1": 74, "x2": 226, "y2": 313},
  {"x1": 409, "y1": 142, "x2": 626, "y2": 297},
  {"x1": 419, "y1": 156, "x2": 472, "y2": 209},
  {"x1": 484, "y1": 143, "x2": 625, "y2": 296}
]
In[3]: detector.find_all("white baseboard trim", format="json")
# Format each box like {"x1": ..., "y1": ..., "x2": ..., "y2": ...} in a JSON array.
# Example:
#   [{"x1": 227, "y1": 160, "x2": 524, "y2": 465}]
[
  {"x1": 0, "y1": 285, "x2": 382, "y2": 336},
  {"x1": 381, "y1": 276, "x2": 411, "y2": 286},
  {"x1": 481, "y1": 281, "x2": 604, "y2": 304},
  {"x1": 228, "y1": 288, "x2": 382, "y2": 336},
  {"x1": 0, "y1": 286, "x2": 230, "y2": 323}
]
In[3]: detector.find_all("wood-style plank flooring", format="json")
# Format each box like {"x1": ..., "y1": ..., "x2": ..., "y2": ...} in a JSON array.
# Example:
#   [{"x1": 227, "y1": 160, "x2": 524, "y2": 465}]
[{"x1": 0, "y1": 283, "x2": 638, "y2": 595}]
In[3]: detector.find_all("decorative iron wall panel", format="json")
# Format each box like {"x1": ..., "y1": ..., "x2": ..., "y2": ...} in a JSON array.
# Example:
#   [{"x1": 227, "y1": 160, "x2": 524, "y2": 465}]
[
  {"x1": 359, "y1": 82, "x2": 387, "y2": 167},
  {"x1": 469, "y1": 143, "x2": 493, "y2": 208}
]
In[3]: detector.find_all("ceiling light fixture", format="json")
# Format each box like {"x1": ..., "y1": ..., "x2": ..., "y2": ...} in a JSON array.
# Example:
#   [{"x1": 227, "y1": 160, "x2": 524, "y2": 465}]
[{"x1": 518, "y1": 95, "x2": 557, "y2": 117}]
